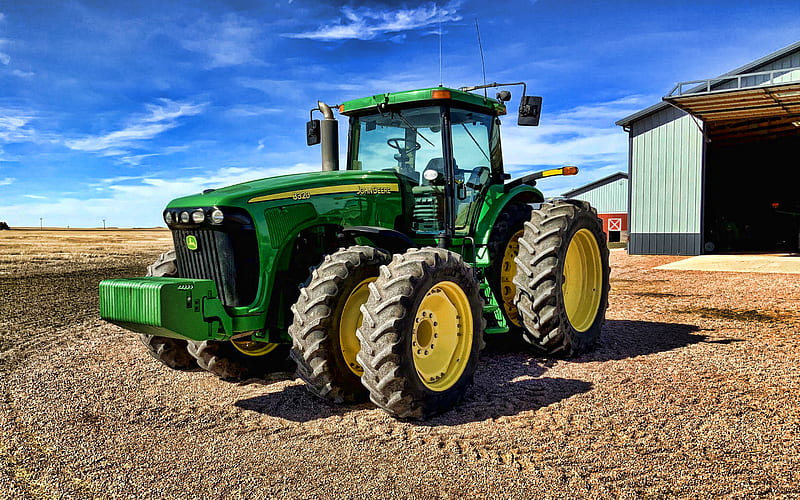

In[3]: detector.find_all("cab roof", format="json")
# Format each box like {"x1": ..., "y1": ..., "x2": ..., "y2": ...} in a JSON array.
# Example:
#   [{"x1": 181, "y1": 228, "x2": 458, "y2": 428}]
[{"x1": 339, "y1": 87, "x2": 507, "y2": 117}]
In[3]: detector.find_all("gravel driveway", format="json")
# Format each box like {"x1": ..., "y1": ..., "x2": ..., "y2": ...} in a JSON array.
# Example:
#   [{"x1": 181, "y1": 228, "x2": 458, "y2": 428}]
[{"x1": 1, "y1": 234, "x2": 799, "y2": 499}]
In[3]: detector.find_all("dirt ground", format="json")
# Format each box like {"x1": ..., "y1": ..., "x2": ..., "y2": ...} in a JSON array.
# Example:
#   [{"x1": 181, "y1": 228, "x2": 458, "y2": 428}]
[{"x1": 1, "y1": 230, "x2": 799, "y2": 499}]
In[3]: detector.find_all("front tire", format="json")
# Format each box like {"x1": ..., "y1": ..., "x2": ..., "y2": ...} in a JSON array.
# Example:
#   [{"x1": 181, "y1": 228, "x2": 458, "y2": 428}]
[
  {"x1": 289, "y1": 246, "x2": 392, "y2": 404},
  {"x1": 186, "y1": 340, "x2": 290, "y2": 381},
  {"x1": 357, "y1": 248, "x2": 485, "y2": 419},
  {"x1": 513, "y1": 200, "x2": 610, "y2": 356},
  {"x1": 139, "y1": 250, "x2": 196, "y2": 370}
]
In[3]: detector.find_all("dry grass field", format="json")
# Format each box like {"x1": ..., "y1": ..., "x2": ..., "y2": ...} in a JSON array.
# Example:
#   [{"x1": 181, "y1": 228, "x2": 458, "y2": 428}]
[
  {"x1": 0, "y1": 230, "x2": 171, "y2": 366},
  {"x1": 1, "y1": 229, "x2": 799, "y2": 498}
]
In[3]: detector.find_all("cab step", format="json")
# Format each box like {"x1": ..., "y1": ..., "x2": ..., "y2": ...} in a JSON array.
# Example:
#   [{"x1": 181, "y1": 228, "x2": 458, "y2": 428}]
[{"x1": 484, "y1": 326, "x2": 510, "y2": 334}]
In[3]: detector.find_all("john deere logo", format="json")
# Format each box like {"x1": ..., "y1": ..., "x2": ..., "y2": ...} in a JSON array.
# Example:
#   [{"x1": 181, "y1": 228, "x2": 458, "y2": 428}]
[{"x1": 186, "y1": 235, "x2": 198, "y2": 251}]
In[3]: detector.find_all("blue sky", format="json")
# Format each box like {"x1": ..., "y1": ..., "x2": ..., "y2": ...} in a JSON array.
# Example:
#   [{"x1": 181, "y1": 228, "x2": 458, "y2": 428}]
[{"x1": 0, "y1": 0, "x2": 799, "y2": 228}]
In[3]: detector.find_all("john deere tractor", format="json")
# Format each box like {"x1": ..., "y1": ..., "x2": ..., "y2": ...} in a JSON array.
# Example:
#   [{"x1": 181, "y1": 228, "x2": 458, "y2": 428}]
[{"x1": 100, "y1": 83, "x2": 610, "y2": 418}]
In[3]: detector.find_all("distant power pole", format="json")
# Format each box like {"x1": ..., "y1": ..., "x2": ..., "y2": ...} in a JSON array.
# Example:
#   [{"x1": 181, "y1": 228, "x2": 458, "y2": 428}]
[
  {"x1": 103, "y1": 218, "x2": 106, "y2": 230},
  {"x1": 39, "y1": 217, "x2": 43, "y2": 230}
]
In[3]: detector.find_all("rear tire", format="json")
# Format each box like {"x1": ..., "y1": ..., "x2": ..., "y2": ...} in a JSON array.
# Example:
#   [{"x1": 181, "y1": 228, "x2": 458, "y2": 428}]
[
  {"x1": 289, "y1": 246, "x2": 392, "y2": 403},
  {"x1": 139, "y1": 250, "x2": 196, "y2": 371},
  {"x1": 357, "y1": 248, "x2": 485, "y2": 419},
  {"x1": 513, "y1": 200, "x2": 610, "y2": 356},
  {"x1": 487, "y1": 203, "x2": 533, "y2": 329}
]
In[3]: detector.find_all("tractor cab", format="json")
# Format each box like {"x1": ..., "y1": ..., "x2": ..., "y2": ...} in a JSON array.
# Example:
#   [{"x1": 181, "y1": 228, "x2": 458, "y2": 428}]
[
  {"x1": 344, "y1": 97, "x2": 499, "y2": 236},
  {"x1": 306, "y1": 86, "x2": 536, "y2": 243}
]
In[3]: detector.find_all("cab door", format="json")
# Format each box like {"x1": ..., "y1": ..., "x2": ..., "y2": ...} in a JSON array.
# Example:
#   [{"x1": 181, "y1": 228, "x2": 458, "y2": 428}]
[{"x1": 448, "y1": 108, "x2": 495, "y2": 237}]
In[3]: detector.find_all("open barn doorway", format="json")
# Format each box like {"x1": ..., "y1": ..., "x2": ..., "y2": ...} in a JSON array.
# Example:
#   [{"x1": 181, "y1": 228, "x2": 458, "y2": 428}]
[{"x1": 704, "y1": 134, "x2": 800, "y2": 253}]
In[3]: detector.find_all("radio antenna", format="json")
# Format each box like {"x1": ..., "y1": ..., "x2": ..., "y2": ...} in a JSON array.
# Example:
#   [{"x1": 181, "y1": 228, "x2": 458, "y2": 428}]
[
  {"x1": 474, "y1": 18, "x2": 487, "y2": 97},
  {"x1": 438, "y1": 19, "x2": 443, "y2": 86}
]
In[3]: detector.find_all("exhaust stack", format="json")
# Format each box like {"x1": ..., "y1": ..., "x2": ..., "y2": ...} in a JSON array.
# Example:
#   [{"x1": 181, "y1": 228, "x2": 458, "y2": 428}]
[{"x1": 317, "y1": 101, "x2": 339, "y2": 171}]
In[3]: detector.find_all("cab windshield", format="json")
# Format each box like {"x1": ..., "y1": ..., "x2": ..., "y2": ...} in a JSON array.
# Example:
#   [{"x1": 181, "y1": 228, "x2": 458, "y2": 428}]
[
  {"x1": 349, "y1": 105, "x2": 496, "y2": 235},
  {"x1": 349, "y1": 106, "x2": 495, "y2": 186},
  {"x1": 349, "y1": 106, "x2": 444, "y2": 184}
]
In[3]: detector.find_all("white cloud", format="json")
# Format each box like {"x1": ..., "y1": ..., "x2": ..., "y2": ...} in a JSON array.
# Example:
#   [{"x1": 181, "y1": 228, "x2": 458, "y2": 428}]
[
  {"x1": 226, "y1": 106, "x2": 282, "y2": 117},
  {"x1": 1, "y1": 163, "x2": 318, "y2": 227},
  {"x1": 285, "y1": 2, "x2": 461, "y2": 41},
  {"x1": 0, "y1": 177, "x2": 14, "y2": 185},
  {"x1": 119, "y1": 153, "x2": 159, "y2": 166},
  {"x1": 24, "y1": 194, "x2": 45, "y2": 199},
  {"x1": 65, "y1": 99, "x2": 205, "y2": 154},
  {"x1": 11, "y1": 69, "x2": 34, "y2": 77},
  {"x1": 0, "y1": 109, "x2": 34, "y2": 142},
  {"x1": 181, "y1": 14, "x2": 261, "y2": 68}
]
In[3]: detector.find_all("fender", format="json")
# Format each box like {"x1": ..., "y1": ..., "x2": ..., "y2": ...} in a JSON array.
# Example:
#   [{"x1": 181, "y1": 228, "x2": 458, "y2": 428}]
[
  {"x1": 343, "y1": 226, "x2": 417, "y2": 254},
  {"x1": 474, "y1": 184, "x2": 544, "y2": 247}
]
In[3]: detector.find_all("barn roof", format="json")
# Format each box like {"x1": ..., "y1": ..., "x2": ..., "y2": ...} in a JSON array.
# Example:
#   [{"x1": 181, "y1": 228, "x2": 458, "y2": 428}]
[
  {"x1": 562, "y1": 172, "x2": 628, "y2": 198},
  {"x1": 616, "y1": 40, "x2": 800, "y2": 127}
]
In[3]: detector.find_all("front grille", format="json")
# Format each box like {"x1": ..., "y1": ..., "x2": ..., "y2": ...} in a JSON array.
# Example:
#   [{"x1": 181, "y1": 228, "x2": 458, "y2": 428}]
[{"x1": 172, "y1": 227, "x2": 259, "y2": 307}]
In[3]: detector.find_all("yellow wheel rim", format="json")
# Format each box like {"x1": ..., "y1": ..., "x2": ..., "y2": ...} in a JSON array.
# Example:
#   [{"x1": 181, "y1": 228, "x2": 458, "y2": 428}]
[
  {"x1": 500, "y1": 229, "x2": 524, "y2": 327},
  {"x1": 339, "y1": 277, "x2": 374, "y2": 376},
  {"x1": 563, "y1": 228, "x2": 603, "y2": 332},
  {"x1": 412, "y1": 281, "x2": 473, "y2": 392},
  {"x1": 231, "y1": 339, "x2": 279, "y2": 357}
]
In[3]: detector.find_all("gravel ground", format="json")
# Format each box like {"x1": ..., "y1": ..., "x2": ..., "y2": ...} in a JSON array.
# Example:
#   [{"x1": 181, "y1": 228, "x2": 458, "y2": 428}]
[{"x1": 1, "y1": 234, "x2": 799, "y2": 499}]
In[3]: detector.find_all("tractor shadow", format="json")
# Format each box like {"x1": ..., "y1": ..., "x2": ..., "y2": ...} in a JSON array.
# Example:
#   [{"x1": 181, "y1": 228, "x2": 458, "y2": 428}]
[
  {"x1": 235, "y1": 320, "x2": 706, "y2": 425},
  {"x1": 578, "y1": 319, "x2": 707, "y2": 363}
]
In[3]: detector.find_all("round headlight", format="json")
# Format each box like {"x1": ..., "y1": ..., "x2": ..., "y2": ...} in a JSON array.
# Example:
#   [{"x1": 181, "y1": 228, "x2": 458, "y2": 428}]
[
  {"x1": 164, "y1": 211, "x2": 173, "y2": 225},
  {"x1": 180, "y1": 211, "x2": 190, "y2": 224},
  {"x1": 191, "y1": 210, "x2": 205, "y2": 224},
  {"x1": 210, "y1": 209, "x2": 224, "y2": 224}
]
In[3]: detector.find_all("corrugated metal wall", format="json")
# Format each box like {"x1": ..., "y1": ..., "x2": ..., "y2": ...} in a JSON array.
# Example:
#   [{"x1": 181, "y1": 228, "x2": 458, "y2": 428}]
[
  {"x1": 628, "y1": 106, "x2": 704, "y2": 255},
  {"x1": 573, "y1": 178, "x2": 628, "y2": 213}
]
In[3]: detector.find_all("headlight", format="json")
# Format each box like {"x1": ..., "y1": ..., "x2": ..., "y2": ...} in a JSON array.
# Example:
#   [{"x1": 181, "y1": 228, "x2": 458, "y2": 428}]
[
  {"x1": 180, "y1": 211, "x2": 190, "y2": 224},
  {"x1": 191, "y1": 210, "x2": 205, "y2": 224},
  {"x1": 164, "y1": 211, "x2": 173, "y2": 225},
  {"x1": 210, "y1": 209, "x2": 224, "y2": 224}
]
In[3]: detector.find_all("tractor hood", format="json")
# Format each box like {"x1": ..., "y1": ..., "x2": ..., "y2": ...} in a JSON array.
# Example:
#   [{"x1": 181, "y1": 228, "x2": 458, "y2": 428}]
[{"x1": 166, "y1": 169, "x2": 402, "y2": 209}]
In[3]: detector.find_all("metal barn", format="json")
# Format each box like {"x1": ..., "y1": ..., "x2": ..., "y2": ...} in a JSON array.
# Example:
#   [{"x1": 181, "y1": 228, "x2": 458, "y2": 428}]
[
  {"x1": 617, "y1": 41, "x2": 800, "y2": 255},
  {"x1": 562, "y1": 172, "x2": 629, "y2": 242}
]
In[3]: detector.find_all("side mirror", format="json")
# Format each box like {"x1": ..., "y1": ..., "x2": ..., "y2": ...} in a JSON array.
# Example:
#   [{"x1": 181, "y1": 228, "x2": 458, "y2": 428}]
[
  {"x1": 306, "y1": 119, "x2": 321, "y2": 146},
  {"x1": 466, "y1": 166, "x2": 490, "y2": 190},
  {"x1": 518, "y1": 96, "x2": 542, "y2": 126}
]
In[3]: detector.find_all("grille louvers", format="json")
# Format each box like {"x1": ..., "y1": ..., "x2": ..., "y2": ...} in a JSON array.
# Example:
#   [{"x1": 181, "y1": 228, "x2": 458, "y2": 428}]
[{"x1": 172, "y1": 228, "x2": 258, "y2": 307}]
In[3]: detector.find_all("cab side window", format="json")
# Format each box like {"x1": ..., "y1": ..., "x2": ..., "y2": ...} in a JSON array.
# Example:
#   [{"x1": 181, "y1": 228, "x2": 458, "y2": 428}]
[{"x1": 450, "y1": 110, "x2": 493, "y2": 232}]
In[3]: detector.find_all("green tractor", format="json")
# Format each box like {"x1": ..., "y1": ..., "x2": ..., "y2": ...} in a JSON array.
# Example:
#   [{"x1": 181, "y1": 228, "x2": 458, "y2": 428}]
[{"x1": 100, "y1": 83, "x2": 610, "y2": 418}]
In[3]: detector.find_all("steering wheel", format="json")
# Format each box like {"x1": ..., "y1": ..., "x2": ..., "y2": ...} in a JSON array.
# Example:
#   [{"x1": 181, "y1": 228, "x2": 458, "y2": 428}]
[{"x1": 386, "y1": 137, "x2": 422, "y2": 153}]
